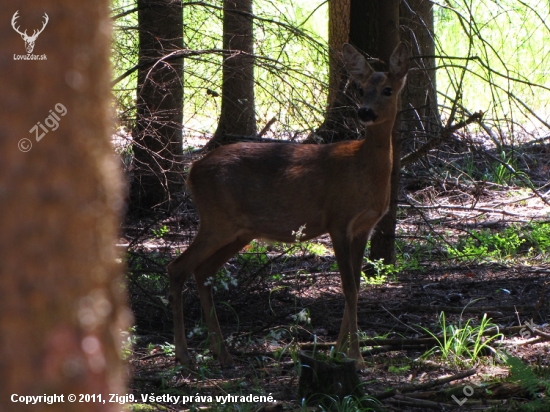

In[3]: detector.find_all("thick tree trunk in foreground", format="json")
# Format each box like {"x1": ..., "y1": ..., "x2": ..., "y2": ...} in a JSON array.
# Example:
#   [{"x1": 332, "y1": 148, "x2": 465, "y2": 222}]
[{"x1": 0, "y1": 1, "x2": 130, "y2": 411}]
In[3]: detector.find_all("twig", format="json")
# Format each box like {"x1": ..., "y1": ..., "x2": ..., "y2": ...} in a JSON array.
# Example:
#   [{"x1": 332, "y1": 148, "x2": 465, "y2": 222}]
[
  {"x1": 400, "y1": 203, "x2": 525, "y2": 217},
  {"x1": 391, "y1": 395, "x2": 451, "y2": 409},
  {"x1": 257, "y1": 117, "x2": 278, "y2": 138},
  {"x1": 401, "y1": 111, "x2": 484, "y2": 167}
]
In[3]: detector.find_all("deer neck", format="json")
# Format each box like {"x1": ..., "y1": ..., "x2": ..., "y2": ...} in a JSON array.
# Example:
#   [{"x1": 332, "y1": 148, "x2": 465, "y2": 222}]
[
  {"x1": 363, "y1": 119, "x2": 394, "y2": 157},
  {"x1": 356, "y1": 120, "x2": 394, "y2": 210}
]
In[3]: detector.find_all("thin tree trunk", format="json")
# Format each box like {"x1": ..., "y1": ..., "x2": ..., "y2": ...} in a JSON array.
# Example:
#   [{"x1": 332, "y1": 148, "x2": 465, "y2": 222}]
[
  {"x1": 205, "y1": 0, "x2": 256, "y2": 150},
  {"x1": 130, "y1": 0, "x2": 184, "y2": 213},
  {"x1": 0, "y1": 1, "x2": 129, "y2": 410}
]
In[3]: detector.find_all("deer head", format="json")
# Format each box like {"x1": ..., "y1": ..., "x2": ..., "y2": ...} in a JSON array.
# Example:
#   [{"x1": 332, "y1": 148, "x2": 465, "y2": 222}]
[
  {"x1": 12, "y1": 11, "x2": 49, "y2": 54},
  {"x1": 342, "y1": 43, "x2": 409, "y2": 126}
]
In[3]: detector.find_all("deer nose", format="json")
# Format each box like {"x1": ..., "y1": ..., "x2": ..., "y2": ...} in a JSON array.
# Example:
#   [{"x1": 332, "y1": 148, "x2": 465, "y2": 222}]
[{"x1": 358, "y1": 107, "x2": 377, "y2": 123}]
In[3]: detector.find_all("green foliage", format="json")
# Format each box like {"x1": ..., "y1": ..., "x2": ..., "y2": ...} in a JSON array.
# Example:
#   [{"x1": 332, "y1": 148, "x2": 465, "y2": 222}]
[
  {"x1": 448, "y1": 226, "x2": 525, "y2": 260},
  {"x1": 300, "y1": 394, "x2": 380, "y2": 412},
  {"x1": 524, "y1": 222, "x2": 550, "y2": 253},
  {"x1": 205, "y1": 268, "x2": 238, "y2": 292},
  {"x1": 121, "y1": 326, "x2": 138, "y2": 360},
  {"x1": 504, "y1": 353, "x2": 550, "y2": 411},
  {"x1": 361, "y1": 258, "x2": 398, "y2": 285},
  {"x1": 237, "y1": 240, "x2": 269, "y2": 266},
  {"x1": 302, "y1": 242, "x2": 328, "y2": 256},
  {"x1": 127, "y1": 251, "x2": 168, "y2": 295},
  {"x1": 420, "y1": 312, "x2": 502, "y2": 364},
  {"x1": 159, "y1": 342, "x2": 176, "y2": 357},
  {"x1": 125, "y1": 404, "x2": 169, "y2": 412},
  {"x1": 152, "y1": 225, "x2": 169, "y2": 238},
  {"x1": 484, "y1": 150, "x2": 531, "y2": 185},
  {"x1": 111, "y1": 0, "x2": 139, "y2": 125},
  {"x1": 290, "y1": 308, "x2": 311, "y2": 325},
  {"x1": 447, "y1": 222, "x2": 550, "y2": 262},
  {"x1": 388, "y1": 365, "x2": 411, "y2": 374},
  {"x1": 435, "y1": 0, "x2": 550, "y2": 138},
  {"x1": 506, "y1": 354, "x2": 540, "y2": 398}
]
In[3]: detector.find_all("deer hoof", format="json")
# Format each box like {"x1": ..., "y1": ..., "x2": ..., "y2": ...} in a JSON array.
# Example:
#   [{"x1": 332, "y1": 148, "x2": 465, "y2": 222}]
[{"x1": 355, "y1": 359, "x2": 367, "y2": 372}]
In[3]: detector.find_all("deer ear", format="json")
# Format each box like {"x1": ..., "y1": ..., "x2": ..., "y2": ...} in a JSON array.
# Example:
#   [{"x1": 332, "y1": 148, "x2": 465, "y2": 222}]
[
  {"x1": 342, "y1": 43, "x2": 373, "y2": 84},
  {"x1": 389, "y1": 43, "x2": 409, "y2": 79}
]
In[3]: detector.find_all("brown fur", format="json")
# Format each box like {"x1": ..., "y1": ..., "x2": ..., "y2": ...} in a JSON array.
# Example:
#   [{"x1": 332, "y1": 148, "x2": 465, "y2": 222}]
[{"x1": 168, "y1": 43, "x2": 409, "y2": 369}]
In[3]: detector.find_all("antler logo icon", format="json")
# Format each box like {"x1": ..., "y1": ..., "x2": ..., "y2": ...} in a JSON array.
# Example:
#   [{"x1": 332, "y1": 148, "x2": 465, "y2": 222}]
[{"x1": 11, "y1": 11, "x2": 49, "y2": 54}]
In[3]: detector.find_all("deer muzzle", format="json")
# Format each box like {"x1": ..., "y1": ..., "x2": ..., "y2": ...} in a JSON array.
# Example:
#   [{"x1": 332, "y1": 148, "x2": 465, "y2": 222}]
[{"x1": 357, "y1": 107, "x2": 378, "y2": 124}]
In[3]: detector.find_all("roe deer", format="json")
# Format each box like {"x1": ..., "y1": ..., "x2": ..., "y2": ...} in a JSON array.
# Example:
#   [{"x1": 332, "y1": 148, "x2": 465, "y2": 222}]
[{"x1": 168, "y1": 43, "x2": 408, "y2": 370}]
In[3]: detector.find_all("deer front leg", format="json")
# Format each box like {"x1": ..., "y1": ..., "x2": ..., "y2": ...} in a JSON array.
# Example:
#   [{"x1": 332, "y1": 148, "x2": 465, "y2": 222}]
[
  {"x1": 336, "y1": 233, "x2": 368, "y2": 354},
  {"x1": 331, "y1": 231, "x2": 366, "y2": 370}
]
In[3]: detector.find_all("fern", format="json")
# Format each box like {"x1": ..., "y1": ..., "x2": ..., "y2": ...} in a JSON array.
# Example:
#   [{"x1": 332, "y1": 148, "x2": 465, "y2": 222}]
[{"x1": 505, "y1": 354, "x2": 541, "y2": 398}]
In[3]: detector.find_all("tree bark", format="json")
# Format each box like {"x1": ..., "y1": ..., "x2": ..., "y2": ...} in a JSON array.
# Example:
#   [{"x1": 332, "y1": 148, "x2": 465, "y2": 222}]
[
  {"x1": 367, "y1": 0, "x2": 402, "y2": 266},
  {"x1": 130, "y1": 0, "x2": 184, "y2": 213},
  {"x1": 0, "y1": 1, "x2": 130, "y2": 411},
  {"x1": 312, "y1": 0, "x2": 405, "y2": 264},
  {"x1": 306, "y1": 0, "x2": 355, "y2": 144},
  {"x1": 400, "y1": 0, "x2": 440, "y2": 147},
  {"x1": 205, "y1": 0, "x2": 256, "y2": 150},
  {"x1": 368, "y1": 1, "x2": 439, "y2": 266},
  {"x1": 298, "y1": 351, "x2": 366, "y2": 406}
]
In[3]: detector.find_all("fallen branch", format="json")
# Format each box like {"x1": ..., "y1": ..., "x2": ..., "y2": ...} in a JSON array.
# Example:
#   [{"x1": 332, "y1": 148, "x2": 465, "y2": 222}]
[
  {"x1": 372, "y1": 368, "x2": 477, "y2": 400},
  {"x1": 391, "y1": 394, "x2": 452, "y2": 409}
]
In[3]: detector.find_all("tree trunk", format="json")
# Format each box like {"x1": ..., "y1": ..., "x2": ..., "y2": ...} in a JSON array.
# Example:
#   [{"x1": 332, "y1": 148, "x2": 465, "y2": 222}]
[
  {"x1": 313, "y1": 0, "x2": 405, "y2": 264},
  {"x1": 0, "y1": 1, "x2": 129, "y2": 411},
  {"x1": 307, "y1": 0, "x2": 356, "y2": 144},
  {"x1": 367, "y1": 0, "x2": 402, "y2": 266},
  {"x1": 298, "y1": 351, "x2": 367, "y2": 406},
  {"x1": 368, "y1": 0, "x2": 439, "y2": 266},
  {"x1": 205, "y1": 0, "x2": 256, "y2": 150},
  {"x1": 130, "y1": 0, "x2": 184, "y2": 213},
  {"x1": 400, "y1": 0, "x2": 440, "y2": 148}
]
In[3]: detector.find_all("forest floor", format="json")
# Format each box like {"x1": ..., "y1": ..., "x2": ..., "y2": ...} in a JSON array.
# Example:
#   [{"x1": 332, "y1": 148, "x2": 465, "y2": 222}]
[{"x1": 122, "y1": 138, "x2": 550, "y2": 411}]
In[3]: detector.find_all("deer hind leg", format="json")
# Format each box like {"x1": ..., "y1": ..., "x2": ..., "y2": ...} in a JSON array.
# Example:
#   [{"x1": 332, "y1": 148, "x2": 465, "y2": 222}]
[
  {"x1": 331, "y1": 231, "x2": 367, "y2": 370},
  {"x1": 167, "y1": 228, "x2": 238, "y2": 364},
  {"x1": 193, "y1": 237, "x2": 251, "y2": 367}
]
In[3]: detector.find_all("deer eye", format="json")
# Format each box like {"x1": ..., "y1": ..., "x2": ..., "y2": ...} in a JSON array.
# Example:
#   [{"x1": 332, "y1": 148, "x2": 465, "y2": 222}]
[{"x1": 382, "y1": 87, "x2": 393, "y2": 96}]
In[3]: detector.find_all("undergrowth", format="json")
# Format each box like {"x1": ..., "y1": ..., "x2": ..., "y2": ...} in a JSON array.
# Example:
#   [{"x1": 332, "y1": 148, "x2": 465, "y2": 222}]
[{"x1": 447, "y1": 222, "x2": 550, "y2": 262}]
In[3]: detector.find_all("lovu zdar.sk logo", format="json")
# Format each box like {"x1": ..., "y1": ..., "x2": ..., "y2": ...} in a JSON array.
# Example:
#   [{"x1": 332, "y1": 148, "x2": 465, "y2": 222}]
[{"x1": 12, "y1": 10, "x2": 48, "y2": 60}]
